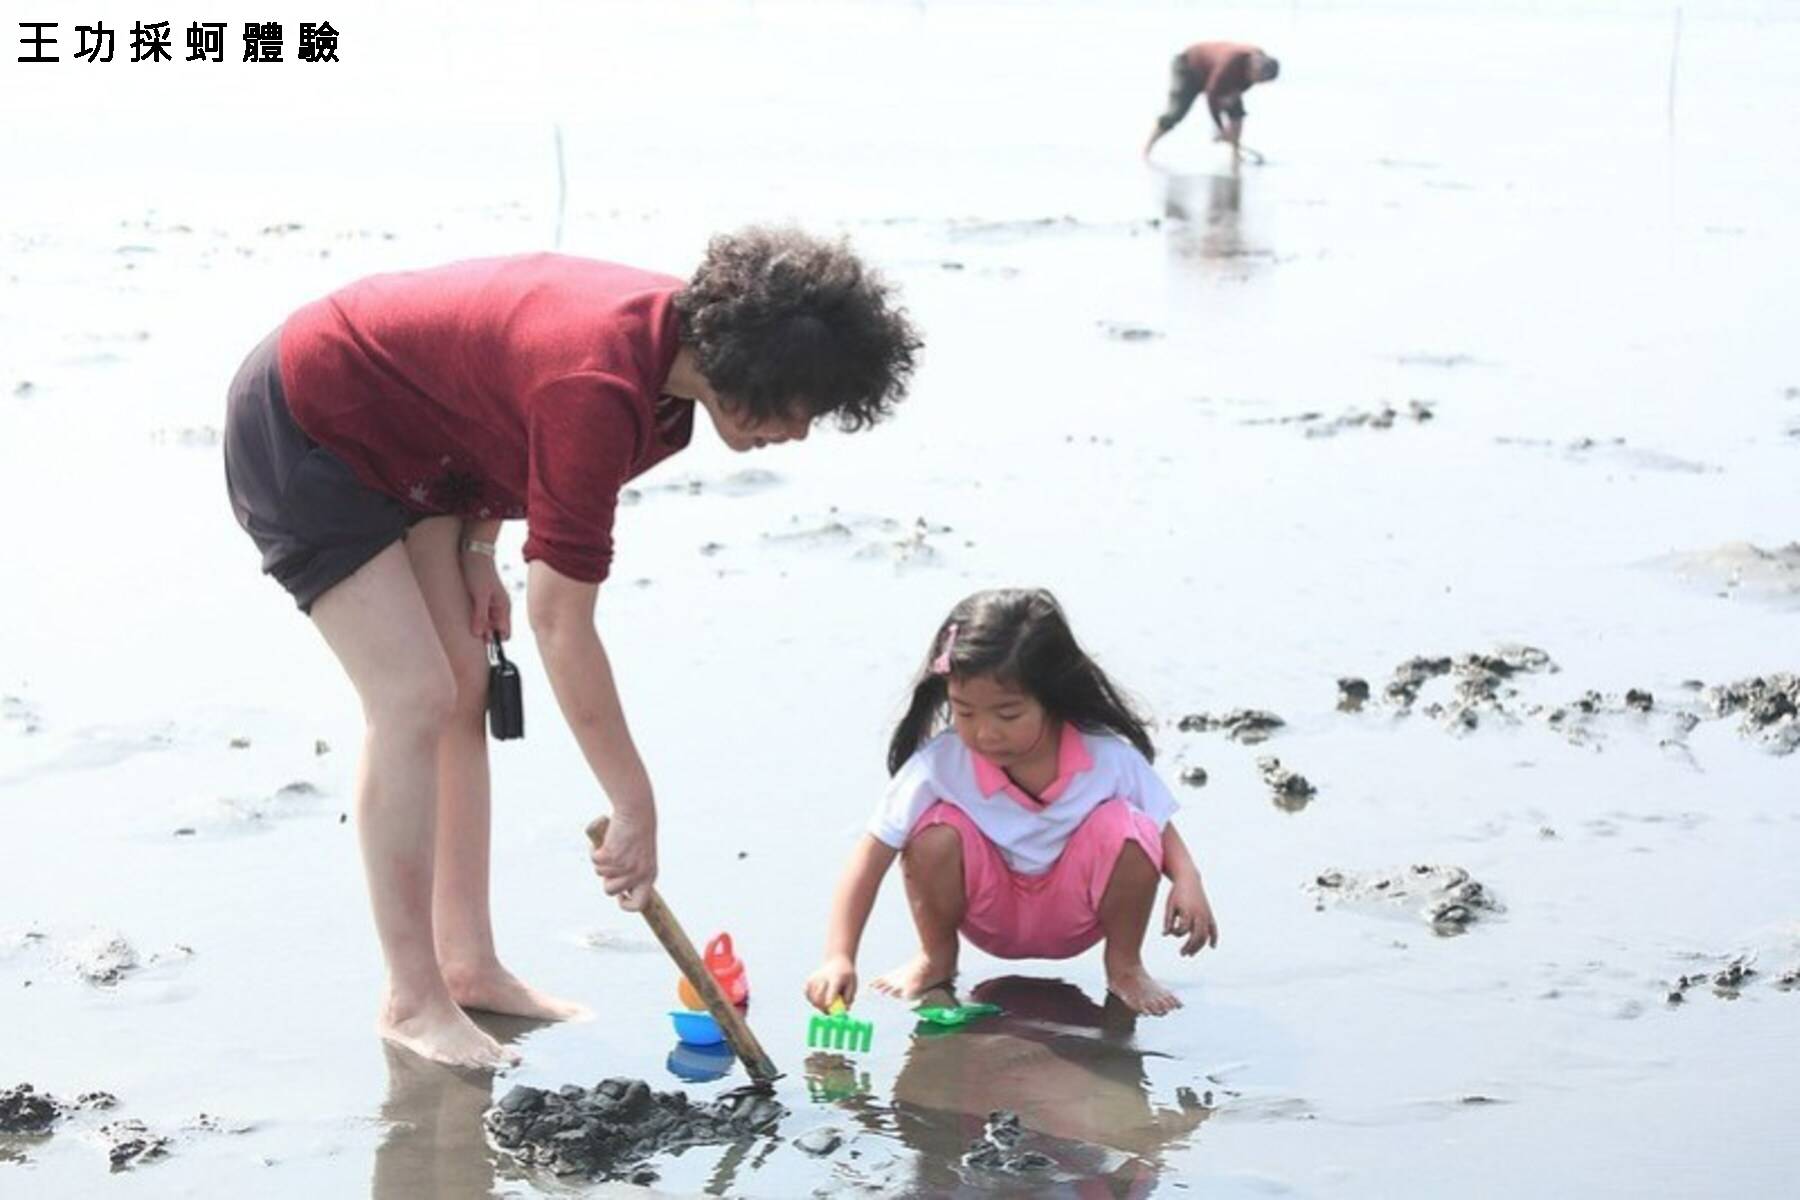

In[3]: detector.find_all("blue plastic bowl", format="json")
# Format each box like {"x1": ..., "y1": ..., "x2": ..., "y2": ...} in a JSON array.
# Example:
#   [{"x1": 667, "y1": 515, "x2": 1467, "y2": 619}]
[
  {"x1": 666, "y1": 1040, "x2": 735, "y2": 1083},
  {"x1": 670, "y1": 1009, "x2": 725, "y2": 1046}
]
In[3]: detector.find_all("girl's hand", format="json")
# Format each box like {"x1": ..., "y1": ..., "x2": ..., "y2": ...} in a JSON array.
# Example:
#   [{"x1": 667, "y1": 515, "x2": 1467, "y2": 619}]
[
  {"x1": 590, "y1": 810, "x2": 658, "y2": 912},
  {"x1": 462, "y1": 549, "x2": 511, "y2": 640},
  {"x1": 805, "y1": 955, "x2": 858, "y2": 1013},
  {"x1": 1164, "y1": 874, "x2": 1218, "y2": 956}
]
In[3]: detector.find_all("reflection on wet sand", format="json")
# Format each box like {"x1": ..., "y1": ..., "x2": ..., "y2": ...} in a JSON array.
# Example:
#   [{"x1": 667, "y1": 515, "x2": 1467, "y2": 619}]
[
  {"x1": 373, "y1": 1015, "x2": 544, "y2": 1200},
  {"x1": 815, "y1": 976, "x2": 1211, "y2": 1196},
  {"x1": 1161, "y1": 169, "x2": 1268, "y2": 268}
]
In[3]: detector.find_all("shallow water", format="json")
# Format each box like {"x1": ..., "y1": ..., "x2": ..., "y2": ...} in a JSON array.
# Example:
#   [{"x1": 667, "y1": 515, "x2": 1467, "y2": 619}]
[{"x1": 4, "y1": 1, "x2": 1799, "y2": 1196}]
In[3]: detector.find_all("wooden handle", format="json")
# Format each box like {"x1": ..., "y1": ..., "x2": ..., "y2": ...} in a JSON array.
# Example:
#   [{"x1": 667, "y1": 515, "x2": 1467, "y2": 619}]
[{"x1": 586, "y1": 816, "x2": 781, "y2": 1084}]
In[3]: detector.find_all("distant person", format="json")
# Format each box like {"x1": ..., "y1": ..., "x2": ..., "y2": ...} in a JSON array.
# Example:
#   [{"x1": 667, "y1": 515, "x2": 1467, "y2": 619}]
[
  {"x1": 223, "y1": 231, "x2": 920, "y2": 1067},
  {"x1": 1143, "y1": 41, "x2": 1280, "y2": 160},
  {"x1": 804, "y1": 589, "x2": 1219, "y2": 1018}
]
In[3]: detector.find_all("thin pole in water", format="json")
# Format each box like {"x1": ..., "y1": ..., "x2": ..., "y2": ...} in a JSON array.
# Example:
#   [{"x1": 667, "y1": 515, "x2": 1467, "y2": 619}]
[
  {"x1": 1667, "y1": 6, "x2": 1683, "y2": 137},
  {"x1": 552, "y1": 122, "x2": 567, "y2": 249}
]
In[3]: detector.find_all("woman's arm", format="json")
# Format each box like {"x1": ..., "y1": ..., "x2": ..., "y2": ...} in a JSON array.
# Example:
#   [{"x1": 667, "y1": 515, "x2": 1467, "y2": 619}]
[
  {"x1": 459, "y1": 517, "x2": 510, "y2": 638},
  {"x1": 806, "y1": 834, "x2": 900, "y2": 1010},
  {"x1": 527, "y1": 558, "x2": 656, "y2": 910}
]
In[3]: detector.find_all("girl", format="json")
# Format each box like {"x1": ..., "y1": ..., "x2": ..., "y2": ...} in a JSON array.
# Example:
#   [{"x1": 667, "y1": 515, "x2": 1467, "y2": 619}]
[
  {"x1": 224, "y1": 228, "x2": 920, "y2": 1067},
  {"x1": 805, "y1": 589, "x2": 1217, "y2": 1018}
]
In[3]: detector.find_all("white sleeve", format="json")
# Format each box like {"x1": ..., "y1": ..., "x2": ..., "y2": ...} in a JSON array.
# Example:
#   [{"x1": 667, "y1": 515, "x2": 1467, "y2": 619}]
[
  {"x1": 1122, "y1": 749, "x2": 1180, "y2": 829},
  {"x1": 868, "y1": 752, "x2": 939, "y2": 849}
]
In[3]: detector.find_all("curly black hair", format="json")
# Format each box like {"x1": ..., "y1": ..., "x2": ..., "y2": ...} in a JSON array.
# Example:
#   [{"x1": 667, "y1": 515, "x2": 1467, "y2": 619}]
[{"x1": 673, "y1": 226, "x2": 922, "y2": 432}]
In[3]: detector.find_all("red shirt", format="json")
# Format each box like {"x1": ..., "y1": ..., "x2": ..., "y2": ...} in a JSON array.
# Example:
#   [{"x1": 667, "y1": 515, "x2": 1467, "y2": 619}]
[
  {"x1": 1181, "y1": 42, "x2": 1260, "y2": 103},
  {"x1": 279, "y1": 254, "x2": 694, "y2": 583}
]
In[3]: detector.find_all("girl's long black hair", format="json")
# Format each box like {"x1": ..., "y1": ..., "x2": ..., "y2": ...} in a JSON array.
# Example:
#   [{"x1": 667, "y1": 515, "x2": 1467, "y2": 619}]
[{"x1": 887, "y1": 588, "x2": 1155, "y2": 774}]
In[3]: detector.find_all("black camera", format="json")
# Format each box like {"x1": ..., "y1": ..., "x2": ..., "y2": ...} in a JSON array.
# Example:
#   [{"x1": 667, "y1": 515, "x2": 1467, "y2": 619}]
[{"x1": 487, "y1": 635, "x2": 523, "y2": 741}]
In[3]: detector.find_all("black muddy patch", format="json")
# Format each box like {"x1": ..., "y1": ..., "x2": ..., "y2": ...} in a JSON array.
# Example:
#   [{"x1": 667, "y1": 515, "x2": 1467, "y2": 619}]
[
  {"x1": 1, "y1": 1085, "x2": 174, "y2": 1170},
  {"x1": 485, "y1": 1078, "x2": 784, "y2": 1185},
  {"x1": 1243, "y1": 399, "x2": 1435, "y2": 437},
  {"x1": 100, "y1": 1118, "x2": 172, "y2": 1171},
  {"x1": 1308, "y1": 865, "x2": 1502, "y2": 935},
  {"x1": 1097, "y1": 320, "x2": 1162, "y2": 342},
  {"x1": 1, "y1": 1083, "x2": 66, "y2": 1134},
  {"x1": 1698, "y1": 674, "x2": 1800, "y2": 754},
  {"x1": 1378, "y1": 645, "x2": 1558, "y2": 720},
  {"x1": 962, "y1": 1109, "x2": 1056, "y2": 1175},
  {"x1": 1178, "y1": 708, "x2": 1285, "y2": 744},
  {"x1": 1257, "y1": 756, "x2": 1317, "y2": 811}
]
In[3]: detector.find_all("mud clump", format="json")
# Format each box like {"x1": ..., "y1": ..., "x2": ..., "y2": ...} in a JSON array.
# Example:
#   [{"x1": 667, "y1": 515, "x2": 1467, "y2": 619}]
[
  {"x1": 72, "y1": 934, "x2": 140, "y2": 987},
  {"x1": 485, "y1": 1079, "x2": 784, "y2": 1183},
  {"x1": 1382, "y1": 646, "x2": 1558, "y2": 727},
  {"x1": 1701, "y1": 674, "x2": 1800, "y2": 754},
  {"x1": 1303, "y1": 400, "x2": 1435, "y2": 438},
  {"x1": 2, "y1": 1083, "x2": 62, "y2": 1134},
  {"x1": 1667, "y1": 956, "x2": 1759, "y2": 1004},
  {"x1": 1178, "y1": 708, "x2": 1285, "y2": 744},
  {"x1": 1256, "y1": 756, "x2": 1316, "y2": 810},
  {"x1": 101, "y1": 1119, "x2": 171, "y2": 1171},
  {"x1": 1308, "y1": 865, "x2": 1502, "y2": 935},
  {"x1": 3, "y1": 1086, "x2": 138, "y2": 1168},
  {"x1": 1243, "y1": 400, "x2": 1435, "y2": 437},
  {"x1": 1097, "y1": 321, "x2": 1161, "y2": 341},
  {"x1": 962, "y1": 1110, "x2": 1054, "y2": 1175},
  {"x1": 1337, "y1": 677, "x2": 1371, "y2": 712},
  {"x1": 1384, "y1": 655, "x2": 1453, "y2": 708}
]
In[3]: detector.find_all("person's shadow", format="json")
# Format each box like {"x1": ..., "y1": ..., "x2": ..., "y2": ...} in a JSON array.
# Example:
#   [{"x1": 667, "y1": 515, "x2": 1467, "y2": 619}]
[
  {"x1": 370, "y1": 1015, "x2": 544, "y2": 1200},
  {"x1": 815, "y1": 975, "x2": 1212, "y2": 1196}
]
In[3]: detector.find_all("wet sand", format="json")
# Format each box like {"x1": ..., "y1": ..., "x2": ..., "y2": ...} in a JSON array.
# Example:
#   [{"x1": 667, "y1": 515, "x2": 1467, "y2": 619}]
[{"x1": 4, "y1": 1, "x2": 1799, "y2": 1196}]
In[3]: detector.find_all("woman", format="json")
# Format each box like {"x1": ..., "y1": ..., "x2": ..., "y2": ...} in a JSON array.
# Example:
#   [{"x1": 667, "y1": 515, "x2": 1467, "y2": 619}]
[{"x1": 223, "y1": 227, "x2": 921, "y2": 1066}]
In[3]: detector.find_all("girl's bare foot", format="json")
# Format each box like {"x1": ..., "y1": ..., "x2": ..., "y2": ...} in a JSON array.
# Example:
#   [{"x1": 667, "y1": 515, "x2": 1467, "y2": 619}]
[
  {"x1": 871, "y1": 951, "x2": 958, "y2": 1000},
  {"x1": 1105, "y1": 961, "x2": 1182, "y2": 1016},
  {"x1": 379, "y1": 994, "x2": 521, "y2": 1069},
  {"x1": 442, "y1": 962, "x2": 590, "y2": 1022}
]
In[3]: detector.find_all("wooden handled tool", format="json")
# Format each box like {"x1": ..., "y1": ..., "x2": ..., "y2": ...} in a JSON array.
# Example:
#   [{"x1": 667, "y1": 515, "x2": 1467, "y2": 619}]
[{"x1": 585, "y1": 816, "x2": 781, "y2": 1084}]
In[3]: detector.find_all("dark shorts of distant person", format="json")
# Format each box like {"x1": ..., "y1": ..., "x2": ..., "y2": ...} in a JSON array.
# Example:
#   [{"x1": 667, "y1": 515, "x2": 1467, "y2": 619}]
[
  {"x1": 223, "y1": 329, "x2": 425, "y2": 614},
  {"x1": 1157, "y1": 53, "x2": 1247, "y2": 133}
]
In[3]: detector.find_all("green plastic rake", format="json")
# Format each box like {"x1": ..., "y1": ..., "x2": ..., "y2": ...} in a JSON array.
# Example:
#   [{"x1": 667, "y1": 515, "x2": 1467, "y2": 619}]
[{"x1": 806, "y1": 998, "x2": 873, "y2": 1053}]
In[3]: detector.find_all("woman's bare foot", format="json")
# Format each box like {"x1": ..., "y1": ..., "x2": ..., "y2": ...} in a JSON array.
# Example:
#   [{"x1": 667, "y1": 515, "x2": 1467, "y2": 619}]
[
  {"x1": 871, "y1": 950, "x2": 958, "y2": 1000},
  {"x1": 442, "y1": 962, "x2": 590, "y2": 1022},
  {"x1": 1105, "y1": 961, "x2": 1182, "y2": 1016},
  {"x1": 379, "y1": 993, "x2": 521, "y2": 1068}
]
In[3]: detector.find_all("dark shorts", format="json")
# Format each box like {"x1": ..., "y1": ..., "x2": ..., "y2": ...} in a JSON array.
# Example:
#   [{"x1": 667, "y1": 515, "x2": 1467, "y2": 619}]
[
  {"x1": 222, "y1": 329, "x2": 422, "y2": 613},
  {"x1": 1156, "y1": 55, "x2": 1246, "y2": 133}
]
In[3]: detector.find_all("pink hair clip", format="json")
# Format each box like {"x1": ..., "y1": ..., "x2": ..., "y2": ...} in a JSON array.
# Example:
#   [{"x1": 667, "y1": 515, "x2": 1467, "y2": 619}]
[{"x1": 931, "y1": 623, "x2": 959, "y2": 675}]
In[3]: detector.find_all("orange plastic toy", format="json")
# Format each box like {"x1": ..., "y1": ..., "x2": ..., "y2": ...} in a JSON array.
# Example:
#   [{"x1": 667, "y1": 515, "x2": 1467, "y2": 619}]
[{"x1": 676, "y1": 932, "x2": 751, "y2": 1009}]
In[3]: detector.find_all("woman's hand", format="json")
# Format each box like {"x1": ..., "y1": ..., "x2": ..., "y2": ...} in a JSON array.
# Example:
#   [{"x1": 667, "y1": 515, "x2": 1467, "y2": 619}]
[
  {"x1": 1163, "y1": 873, "x2": 1218, "y2": 956},
  {"x1": 805, "y1": 955, "x2": 858, "y2": 1013},
  {"x1": 462, "y1": 548, "x2": 511, "y2": 640},
  {"x1": 590, "y1": 809, "x2": 658, "y2": 912}
]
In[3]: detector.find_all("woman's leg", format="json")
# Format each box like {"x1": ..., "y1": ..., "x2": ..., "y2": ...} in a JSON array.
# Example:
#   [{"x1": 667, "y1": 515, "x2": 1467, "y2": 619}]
[
  {"x1": 403, "y1": 517, "x2": 585, "y2": 1021},
  {"x1": 1098, "y1": 840, "x2": 1181, "y2": 1016},
  {"x1": 309, "y1": 540, "x2": 518, "y2": 1068},
  {"x1": 871, "y1": 822, "x2": 966, "y2": 1001}
]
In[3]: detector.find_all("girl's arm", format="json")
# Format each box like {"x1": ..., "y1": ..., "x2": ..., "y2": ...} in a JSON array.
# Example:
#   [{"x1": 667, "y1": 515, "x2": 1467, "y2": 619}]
[
  {"x1": 1160, "y1": 822, "x2": 1219, "y2": 955},
  {"x1": 806, "y1": 834, "x2": 899, "y2": 1011}
]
